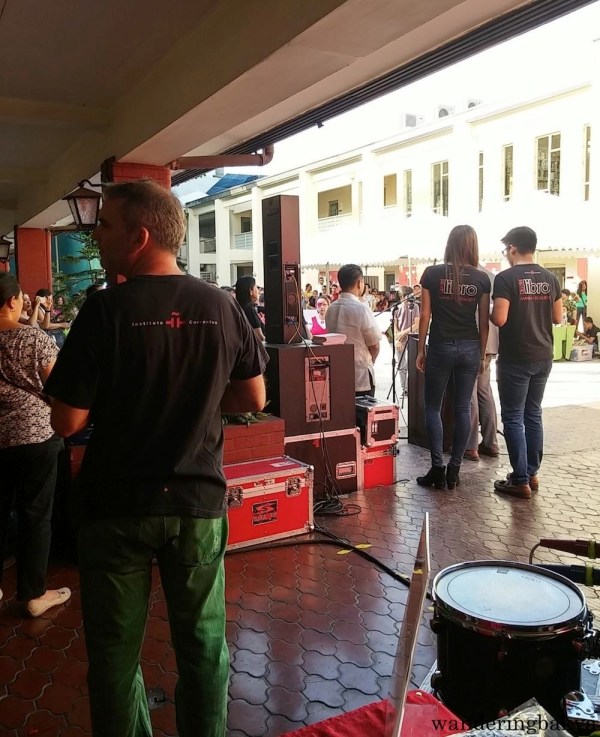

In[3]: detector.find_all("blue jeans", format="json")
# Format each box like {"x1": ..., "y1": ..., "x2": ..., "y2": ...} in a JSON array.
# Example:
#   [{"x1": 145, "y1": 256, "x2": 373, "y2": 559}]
[
  {"x1": 496, "y1": 359, "x2": 552, "y2": 485},
  {"x1": 424, "y1": 340, "x2": 480, "y2": 467}
]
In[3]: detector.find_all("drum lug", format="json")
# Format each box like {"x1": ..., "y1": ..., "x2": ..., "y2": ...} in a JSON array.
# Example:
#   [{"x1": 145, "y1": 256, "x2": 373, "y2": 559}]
[
  {"x1": 430, "y1": 618, "x2": 443, "y2": 634},
  {"x1": 430, "y1": 671, "x2": 443, "y2": 692}
]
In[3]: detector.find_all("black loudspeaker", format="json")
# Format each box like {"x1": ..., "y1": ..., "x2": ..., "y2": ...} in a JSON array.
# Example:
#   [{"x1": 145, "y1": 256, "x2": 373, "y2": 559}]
[
  {"x1": 407, "y1": 336, "x2": 454, "y2": 451},
  {"x1": 262, "y1": 195, "x2": 302, "y2": 344},
  {"x1": 265, "y1": 343, "x2": 356, "y2": 437}
]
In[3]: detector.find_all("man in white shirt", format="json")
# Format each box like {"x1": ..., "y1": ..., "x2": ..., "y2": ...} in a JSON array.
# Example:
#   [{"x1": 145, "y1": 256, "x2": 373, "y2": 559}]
[{"x1": 326, "y1": 264, "x2": 382, "y2": 397}]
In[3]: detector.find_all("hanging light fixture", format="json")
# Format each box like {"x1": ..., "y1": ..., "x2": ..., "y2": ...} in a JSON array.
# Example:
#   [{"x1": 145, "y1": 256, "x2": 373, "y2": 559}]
[
  {"x1": 62, "y1": 180, "x2": 102, "y2": 230},
  {"x1": 0, "y1": 235, "x2": 13, "y2": 263}
]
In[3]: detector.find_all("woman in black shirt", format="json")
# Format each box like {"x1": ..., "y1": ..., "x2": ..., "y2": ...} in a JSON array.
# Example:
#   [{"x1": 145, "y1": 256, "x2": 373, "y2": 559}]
[
  {"x1": 235, "y1": 275, "x2": 265, "y2": 341},
  {"x1": 416, "y1": 225, "x2": 490, "y2": 490}
]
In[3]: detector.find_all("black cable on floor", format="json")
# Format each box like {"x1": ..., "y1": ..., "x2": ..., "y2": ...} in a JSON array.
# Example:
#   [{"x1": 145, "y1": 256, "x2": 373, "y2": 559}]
[{"x1": 225, "y1": 525, "x2": 434, "y2": 599}]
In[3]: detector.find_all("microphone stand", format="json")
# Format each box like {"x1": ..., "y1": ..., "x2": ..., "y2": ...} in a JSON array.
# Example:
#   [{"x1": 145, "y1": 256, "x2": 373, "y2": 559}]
[{"x1": 388, "y1": 302, "x2": 402, "y2": 404}]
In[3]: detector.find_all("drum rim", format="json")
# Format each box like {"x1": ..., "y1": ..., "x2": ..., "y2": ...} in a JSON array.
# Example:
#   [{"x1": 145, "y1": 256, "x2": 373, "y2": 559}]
[{"x1": 432, "y1": 560, "x2": 586, "y2": 637}]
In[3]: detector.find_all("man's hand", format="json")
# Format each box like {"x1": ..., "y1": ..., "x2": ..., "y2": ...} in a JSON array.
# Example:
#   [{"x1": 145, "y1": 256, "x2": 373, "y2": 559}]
[{"x1": 416, "y1": 351, "x2": 426, "y2": 373}]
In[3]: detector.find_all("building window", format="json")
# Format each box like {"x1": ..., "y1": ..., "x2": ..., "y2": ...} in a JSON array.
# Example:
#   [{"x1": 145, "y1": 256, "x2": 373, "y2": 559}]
[
  {"x1": 432, "y1": 160, "x2": 449, "y2": 216},
  {"x1": 328, "y1": 200, "x2": 339, "y2": 217},
  {"x1": 536, "y1": 133, "x2": 561, "y2": 195},
  {"x1": 503, "y1": 144, "x2": 513, "y2": 201},
  {"x1": 584, "y1": 125, "x2": 591, "y2": 201},
  {"x1": 478, "y1": 152, "x2": 484, "y2": 212},
  {"x1": 240, "y1": 215, "x2": 252, "y2": 233},
  {"x1": 404, "y1": 170, "x2": 412, "y2": 217},
  {"x1": 383, "y1": 174, "x2": 397, "y2": 206}
]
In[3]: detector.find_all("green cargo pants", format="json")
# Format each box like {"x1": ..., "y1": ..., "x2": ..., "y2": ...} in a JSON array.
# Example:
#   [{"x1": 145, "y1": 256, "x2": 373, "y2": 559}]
[{"x1": 78, "y1": 515, "x2": 229, "y2": 737}]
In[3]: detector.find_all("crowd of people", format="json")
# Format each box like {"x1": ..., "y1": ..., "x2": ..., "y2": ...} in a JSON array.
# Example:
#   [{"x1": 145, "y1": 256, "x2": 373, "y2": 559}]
[{"x1": 0, "y1": 173, "x2": 593, "y2": 736}]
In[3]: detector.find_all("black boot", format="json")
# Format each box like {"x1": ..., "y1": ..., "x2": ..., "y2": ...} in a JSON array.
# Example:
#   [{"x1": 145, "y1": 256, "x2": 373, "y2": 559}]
[
  {"x1": 446, "y1": 463, "x2": 461, "y2": 490},
  {"x1": 416, "y1": 465, "x2": 446, "y2": 490}
]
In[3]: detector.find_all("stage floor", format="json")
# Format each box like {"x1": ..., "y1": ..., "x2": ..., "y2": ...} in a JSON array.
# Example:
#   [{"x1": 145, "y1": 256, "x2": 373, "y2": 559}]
[{"x1": 0, "y1": 403, "x2": 599, "y2": 737}]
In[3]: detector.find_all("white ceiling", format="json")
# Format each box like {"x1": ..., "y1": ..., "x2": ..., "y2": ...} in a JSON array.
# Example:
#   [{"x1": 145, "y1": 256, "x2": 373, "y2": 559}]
[{"x1": 0, "y1": 0, "x2": 534, "y2": 235}]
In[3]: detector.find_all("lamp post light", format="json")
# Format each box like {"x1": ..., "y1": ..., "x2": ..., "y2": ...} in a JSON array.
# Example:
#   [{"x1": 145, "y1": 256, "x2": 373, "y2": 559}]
[
  {"x1": 0, "y1": 235, "x2": 13, "y2": 263},
  {"x1": 62, "y1": 180, "x2": 102, "y2": 230}
]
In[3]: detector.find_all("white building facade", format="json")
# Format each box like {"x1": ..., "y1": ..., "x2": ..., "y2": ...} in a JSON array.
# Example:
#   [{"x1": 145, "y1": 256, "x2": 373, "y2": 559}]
[{"x1": 181, "y1": 80, "x2": 599, "y2": 313}]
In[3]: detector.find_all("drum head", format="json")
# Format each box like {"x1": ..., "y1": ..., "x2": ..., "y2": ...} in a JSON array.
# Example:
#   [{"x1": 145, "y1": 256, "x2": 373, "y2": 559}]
[{"x1": 434, "y1": 561, "x2": 585, "y2": 630}]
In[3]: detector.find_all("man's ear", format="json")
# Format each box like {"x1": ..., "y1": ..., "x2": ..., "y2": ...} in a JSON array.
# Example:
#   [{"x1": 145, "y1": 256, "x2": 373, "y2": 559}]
[{"x1": 132, "y1": 226, "x2": 150, "y2": 254}]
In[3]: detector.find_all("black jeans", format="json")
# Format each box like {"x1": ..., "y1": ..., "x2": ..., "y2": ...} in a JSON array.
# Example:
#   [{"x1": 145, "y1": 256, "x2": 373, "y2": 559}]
[{"x1": 0, "y1": 435, "x2": 63, "y2": 600}]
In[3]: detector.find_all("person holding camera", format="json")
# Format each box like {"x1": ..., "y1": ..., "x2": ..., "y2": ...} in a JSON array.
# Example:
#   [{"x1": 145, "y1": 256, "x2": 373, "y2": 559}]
[{"x1": 394, "y1": 286, "x2": 420, "y2": 397}]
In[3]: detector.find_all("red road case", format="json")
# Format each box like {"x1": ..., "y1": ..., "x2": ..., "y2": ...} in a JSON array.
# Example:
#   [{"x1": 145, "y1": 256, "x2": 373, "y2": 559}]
[
  {"x1": 284, "y1": 427, "x2": 362, "y2": 498},
  {"x1": 362, "y1": 443, "x2": 397, "y2": 489},
  {"x1": 355, "y1": 397, "x2": 399, "y2": 447},
  {"x1": 223, "y1": 456, "x2": 314, "y2": 550}
]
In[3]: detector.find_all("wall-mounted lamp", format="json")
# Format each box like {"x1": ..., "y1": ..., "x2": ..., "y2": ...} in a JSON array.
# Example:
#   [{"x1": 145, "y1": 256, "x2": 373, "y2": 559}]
[
  {"x1": 62, "y1": 180, "x2": 102, "y2": 230},
  {"x1": 0, "y1": 235, "x2": 14, "y2": 263}
]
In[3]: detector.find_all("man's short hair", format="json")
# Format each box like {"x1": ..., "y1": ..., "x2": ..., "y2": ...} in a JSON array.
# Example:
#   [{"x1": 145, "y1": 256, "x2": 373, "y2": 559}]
[
  {"x1": 103, "y1": 179, "x2": 186, "y2": 255},
  {"x1": 584, "y1": 316, "x2": 593, "y2": 324},
  {"x1": 501, "y1": 226, "x2": 537, "y2": 254},
  {"x1": 561, "y1": 289, "x2": 571, "y2": 297},
  {"x1": 400, "y1": 286, "x2": 413, "y2": 298},
  {"x1": 337, "y1": 264, "x2": 363, "y2": 291}
]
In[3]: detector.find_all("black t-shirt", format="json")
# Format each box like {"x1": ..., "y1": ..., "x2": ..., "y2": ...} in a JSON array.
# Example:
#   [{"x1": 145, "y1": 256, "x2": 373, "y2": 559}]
[
  {"x1": 421, "y1": 264, "x2": 491, "y2": 342},
  {"x1": 585, "y1": 325, "x2": 599, "y2": 343},
  {"x1": 242, "y1": 302, "x2": 261, "y2": 329},
  {"x1": 45, "y1": 275, "x2": 267, "y2": 519},
  {"x1": 493, "y1": 264, "x2": 561, "y2": 363}
]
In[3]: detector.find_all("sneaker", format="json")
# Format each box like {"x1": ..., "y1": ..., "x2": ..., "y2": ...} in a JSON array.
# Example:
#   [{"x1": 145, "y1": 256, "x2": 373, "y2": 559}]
[
  {"x1": 529, "y1": 475, "x2": 539, "y2": 492},
  {"x1": 26, "y1": 588, "x2": 71, "y2": 618},
  {"x1": 463, "y1": 449, "x2": 480, "y2": 461},
  {"x1": 478, "y1": 444, "x2": 500, "y2": 457},
  {"x1": 494, "y1": 478, "x2": 532, "y2": 499}
]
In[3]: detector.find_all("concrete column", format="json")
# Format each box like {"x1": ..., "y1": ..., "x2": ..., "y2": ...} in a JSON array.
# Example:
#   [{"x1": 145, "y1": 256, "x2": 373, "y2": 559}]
[
  {"x1": 251, "y1": 186, "x2": 264, "y2": 285},
  {"x1": 186, "y1": 209, "x2": 201, "y2": 277},
  {"x1": 449, "y1": 120, "x2": 476, "y2": 218},
  {"x1": 214, "y1": 198, "x2": 231, "y2": 286},
  {"x1": 15, "y1": 228, "x2": 52, "y2": 295}
]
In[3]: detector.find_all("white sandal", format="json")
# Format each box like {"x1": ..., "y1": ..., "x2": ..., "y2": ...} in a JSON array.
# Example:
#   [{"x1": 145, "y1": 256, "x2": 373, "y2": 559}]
[{"x1": 26, "y1": 588, "x2": 71, "y2": 618}]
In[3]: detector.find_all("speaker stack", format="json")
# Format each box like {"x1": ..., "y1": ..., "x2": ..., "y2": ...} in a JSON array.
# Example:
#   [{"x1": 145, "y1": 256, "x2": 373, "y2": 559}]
[{"x1": 261, "y1": 195, "x2": 361, "y2": 499}]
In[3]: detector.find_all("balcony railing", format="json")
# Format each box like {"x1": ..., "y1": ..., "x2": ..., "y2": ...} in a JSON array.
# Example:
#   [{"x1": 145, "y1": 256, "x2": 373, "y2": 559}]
[
  {"x1": 233, "y1": 232, "x2": 253, "y2": 250},
  {"x1": 199, "y1": 237, "x2": 216, "y2": 253},
  {"x1": 317, "y1": 213, "x2": 352, "y2": 233}
]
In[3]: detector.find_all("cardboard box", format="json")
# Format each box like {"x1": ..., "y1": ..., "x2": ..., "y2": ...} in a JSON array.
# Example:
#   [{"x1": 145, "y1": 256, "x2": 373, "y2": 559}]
[
  {"x1": 224, "y1": 456, "x2": 313, "y2": 550},
  {"x1": 569, "y1": 345, "x2": 593, "y2": 362}
]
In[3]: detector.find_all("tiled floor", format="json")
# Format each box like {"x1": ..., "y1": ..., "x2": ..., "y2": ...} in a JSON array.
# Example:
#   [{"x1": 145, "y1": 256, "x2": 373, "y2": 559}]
[{"x1": 1, "y1": 403, "x2": 599, "y2": 736}]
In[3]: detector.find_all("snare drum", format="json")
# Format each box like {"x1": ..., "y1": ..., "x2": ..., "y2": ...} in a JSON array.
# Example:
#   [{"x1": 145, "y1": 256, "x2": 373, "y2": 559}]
[{"x1": 431, "y1": 561, "x2": 594, "y2": 725}]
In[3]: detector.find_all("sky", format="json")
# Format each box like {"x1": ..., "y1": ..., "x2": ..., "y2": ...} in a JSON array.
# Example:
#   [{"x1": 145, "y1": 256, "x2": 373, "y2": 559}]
[{"x1": 229, "y1": 1, "x2": 600, "y2": 179}]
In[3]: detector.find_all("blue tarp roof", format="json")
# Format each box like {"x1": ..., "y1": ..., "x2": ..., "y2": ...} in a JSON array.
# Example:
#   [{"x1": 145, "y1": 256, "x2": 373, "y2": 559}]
[{"x1": 206, "y1": 174, "x2": 260, "y2": 196}]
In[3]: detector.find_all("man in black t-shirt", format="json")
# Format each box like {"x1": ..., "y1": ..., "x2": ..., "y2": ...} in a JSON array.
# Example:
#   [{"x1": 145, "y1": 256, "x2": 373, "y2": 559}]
[
  {"x1": 577, "y1": 316, "x2": 599, "y2": 349},
  {"x1": 491, "y1": 226, "x2": 562, "y2": 499},
  {"x1": 46, "y1": 180, "x2": 267, "y2": 737}
]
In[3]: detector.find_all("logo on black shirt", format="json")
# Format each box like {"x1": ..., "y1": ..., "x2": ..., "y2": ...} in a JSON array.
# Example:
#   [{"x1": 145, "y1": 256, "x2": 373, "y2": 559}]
[
  {"x1": 439, "y1": 279, "x2": 477, "y2": 300},
  {"x1": 165, "y1": 312, "x2": 186, "y2": 328},
  {"x1": 518, "y1": 279, "x2": 551, "y2": 299},
  {"x1": 130, "y1": 311, "x2": 218, "y2": 328}
]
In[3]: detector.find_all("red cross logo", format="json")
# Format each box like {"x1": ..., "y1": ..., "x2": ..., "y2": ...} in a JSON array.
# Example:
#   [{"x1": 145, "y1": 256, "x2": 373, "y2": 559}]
[{"x1": 165, "y1": 312, "x2": 186, "y2": 328}]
